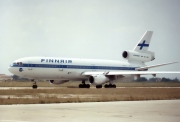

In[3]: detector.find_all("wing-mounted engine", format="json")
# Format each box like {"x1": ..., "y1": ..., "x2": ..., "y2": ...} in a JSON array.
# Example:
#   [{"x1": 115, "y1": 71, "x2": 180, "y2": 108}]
[
  {"x1": 89, "y1": 75, "x2": 109, "y2": 85},
  {"x1": 122, "y1": 50, "x2": 155, "y2": 63},
  {"x1": 49, "y1": 80, "x2": 69, "y2": 85}
]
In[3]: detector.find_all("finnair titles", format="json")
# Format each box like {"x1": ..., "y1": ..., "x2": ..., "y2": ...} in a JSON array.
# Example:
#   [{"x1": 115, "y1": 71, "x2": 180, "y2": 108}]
[{"x1": 41, "y1": 59, "x2": 72, "y2": 63}]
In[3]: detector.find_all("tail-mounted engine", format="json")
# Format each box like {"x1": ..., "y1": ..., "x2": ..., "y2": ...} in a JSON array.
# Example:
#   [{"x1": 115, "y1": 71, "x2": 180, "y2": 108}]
[{"x1": 122, "y1": 50, "x2": 155, "y2": 63}]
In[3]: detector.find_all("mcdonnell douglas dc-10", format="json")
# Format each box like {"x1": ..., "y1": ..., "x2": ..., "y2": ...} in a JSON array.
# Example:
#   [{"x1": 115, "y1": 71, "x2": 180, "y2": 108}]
[{"x1": 8, "y1": 31, "x2": 180, "y2": 88}]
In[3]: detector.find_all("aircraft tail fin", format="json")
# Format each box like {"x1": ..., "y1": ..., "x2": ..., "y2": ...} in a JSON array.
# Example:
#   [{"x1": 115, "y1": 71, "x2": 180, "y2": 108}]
[
  {"x1": 133, "y1": 31, "x2": 153, "y2": 52},
  {"x1": 122, "y1": 31, "x2": 155, "y2": 64}
]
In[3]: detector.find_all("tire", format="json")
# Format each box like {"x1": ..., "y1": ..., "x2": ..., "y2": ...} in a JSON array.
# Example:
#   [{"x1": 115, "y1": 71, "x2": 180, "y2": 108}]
[
  {"x1": 112, "y1": 84, "x2": 116, "y2": 88},
  {"x1": 104, "y1": 84, "x2": 108, "y2": 88},
  {"x1": 79, "y1": 84, "x2": 82, "y2": 88},
  {"x1": 96, "y1": 85, "x2": 102, "y2": 89},
  {"x1": 32, "y1": 85, "x2": 37, "y2": 89},
  {"x1": 86, "y1": 84, "x2": 90, "y2": 88},
  {"x1": 109, "y1": 84, "x2": 113, "y2": 88}
]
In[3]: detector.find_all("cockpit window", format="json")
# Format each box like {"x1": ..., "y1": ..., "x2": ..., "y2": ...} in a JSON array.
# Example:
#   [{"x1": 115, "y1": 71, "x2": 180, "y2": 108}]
[{"x1": 15, "y1": 62, "x2": 23, "y2": 66}]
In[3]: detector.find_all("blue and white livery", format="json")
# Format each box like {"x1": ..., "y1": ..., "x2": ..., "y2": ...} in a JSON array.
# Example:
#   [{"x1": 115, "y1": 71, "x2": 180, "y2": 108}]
[{"x1": 8, "y1": 31, "x2": 179, "y2": 88}]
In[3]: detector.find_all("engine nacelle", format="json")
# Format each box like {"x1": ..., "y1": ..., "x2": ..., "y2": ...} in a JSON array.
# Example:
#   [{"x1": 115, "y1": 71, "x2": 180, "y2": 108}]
[
  {"x1": 122, "y1": 50, "x2": 155, "y2": 62},
  {"x1": 49, "y1": 80, "x2": 69, "y2": 85},
  {"x1": 89, "y1": 75, "x2": 109, "y2": 85}
]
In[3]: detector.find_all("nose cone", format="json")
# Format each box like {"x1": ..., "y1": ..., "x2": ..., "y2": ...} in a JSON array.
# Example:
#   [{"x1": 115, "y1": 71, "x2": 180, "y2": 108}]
[
  {"x1": 8, "y1": 66, "x2": 14, "y2": 74},
  {"x1": 8, "y1": 65, "x2": 17, "y2": 75}
]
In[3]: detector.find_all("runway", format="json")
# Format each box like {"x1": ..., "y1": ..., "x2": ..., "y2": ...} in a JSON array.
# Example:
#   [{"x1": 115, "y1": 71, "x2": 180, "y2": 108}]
[
  {"x1": 0, "y1": 87, "x2": 180, "y2": 89},
  {"x1": 0, "y1": 100, "x2": 180, "y2": 122}
]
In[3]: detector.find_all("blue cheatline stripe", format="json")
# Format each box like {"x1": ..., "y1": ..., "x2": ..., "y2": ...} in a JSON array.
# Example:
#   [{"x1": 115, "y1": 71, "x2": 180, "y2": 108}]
[{"x1": 11, "y1": 63, "x2": 137, "y2": 70}]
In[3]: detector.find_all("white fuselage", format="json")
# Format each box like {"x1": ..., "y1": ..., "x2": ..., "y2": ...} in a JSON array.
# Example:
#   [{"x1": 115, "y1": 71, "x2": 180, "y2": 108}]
[{"x1": 8, "y1": 57, "x2": 144, "y2": 81}]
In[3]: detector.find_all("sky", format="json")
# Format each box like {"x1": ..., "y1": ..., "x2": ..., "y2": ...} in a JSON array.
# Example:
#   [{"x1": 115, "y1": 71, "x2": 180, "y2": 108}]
[{"x1": 0, "y1": 0, "x2": 180, "y2": 79}]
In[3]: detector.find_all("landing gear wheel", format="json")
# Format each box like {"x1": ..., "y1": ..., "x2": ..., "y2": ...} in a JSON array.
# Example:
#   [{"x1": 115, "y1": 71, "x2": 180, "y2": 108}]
[
  {"x1": 86, "y1": 84, "x2": 90, "y2": 88},
  {"x1": 32, "y1": 84, "x2": 37, "y2": 89},
  {"x1": 104, "y1": 84, "x2": 116, "y2": 88},
  {"x1": 104, "y1": 84, "x2": 108, "y2": 88},
  {"x1": 112, "y1": 84, "x2": 116, "y2": 88},
  {"x1": 79, "y1": 84, "x2": 90, "y2": 88},
  {"x1": 32, "y1": 81, "x2": 38, "y2": 89},
  {"x1": 79, "y1": 81, "x2": 90, "y2": 88},
  {"x1": 96, "y1": 85, "x2": 102, "y2": 89},
  {"x1": 79, "y1": 84, "x2": 83, "y2": 88}
]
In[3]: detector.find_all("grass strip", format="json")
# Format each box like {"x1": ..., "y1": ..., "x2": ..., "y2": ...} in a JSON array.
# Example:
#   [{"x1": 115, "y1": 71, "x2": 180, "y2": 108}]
[{"x1": 0, "y1": 88, "x2": 180, "y2": 105}]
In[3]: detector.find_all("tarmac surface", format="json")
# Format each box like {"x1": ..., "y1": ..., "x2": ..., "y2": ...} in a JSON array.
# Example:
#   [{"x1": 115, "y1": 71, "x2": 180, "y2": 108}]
[
  {"x1": 0, "y1": 100, "x2": 180, "y2": 122},
  {"x1": 0, "y1": 87, "x2": 180, "y2": 89}
]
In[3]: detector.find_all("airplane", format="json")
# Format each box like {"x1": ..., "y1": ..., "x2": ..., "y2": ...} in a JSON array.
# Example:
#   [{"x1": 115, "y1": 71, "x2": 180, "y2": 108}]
[{"x1": 8, "y1": 31, "x2": 180, "y2": 89}]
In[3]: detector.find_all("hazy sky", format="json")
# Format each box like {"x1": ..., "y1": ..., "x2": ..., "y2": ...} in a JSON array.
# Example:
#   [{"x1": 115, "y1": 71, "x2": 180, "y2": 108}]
[{"x1": 0, "y1": 0, "x2": 180, "y2": 79}]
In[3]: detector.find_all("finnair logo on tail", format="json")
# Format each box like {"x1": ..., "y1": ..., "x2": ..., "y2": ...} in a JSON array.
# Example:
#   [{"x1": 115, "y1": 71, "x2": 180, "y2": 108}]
[{"x1": 138, "y1": 40, "x2": 149, "y2": 50}]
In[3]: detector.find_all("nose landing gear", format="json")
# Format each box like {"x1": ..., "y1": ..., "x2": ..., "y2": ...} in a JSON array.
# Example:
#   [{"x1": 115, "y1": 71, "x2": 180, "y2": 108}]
[{"x1": 31, "y1": 80, "x2": 38, "y2": 89}]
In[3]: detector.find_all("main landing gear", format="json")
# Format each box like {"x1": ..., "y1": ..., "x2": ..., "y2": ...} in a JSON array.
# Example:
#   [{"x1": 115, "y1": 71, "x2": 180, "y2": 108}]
[
  {"x1": 104, "y1": 84, "x2": 116, "y2": 88},
  {"x1": 31, "y1": 80, "x2": 38, "y2": 89},
  {"x1": 96, "y1": 85, "x2": 102, "y2": 88},
  {"x1": 95, "y1": 84, "x2": 116, "y2": 88},
  {"x1": 79, "y1": 80, "x2": 90, "y2": 88}
]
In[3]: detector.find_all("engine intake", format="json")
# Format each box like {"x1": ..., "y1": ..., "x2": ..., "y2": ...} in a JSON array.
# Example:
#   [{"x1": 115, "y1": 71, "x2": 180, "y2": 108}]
[
  {"x1": 89, "y1": 75, "x2": 109, "y2": 85},
  {"x1": 122, "y1": 50, "x2": 155, "y2": 62},
  {"x1": 122, "y1": 51, "x2": 128, "y2": 58}
]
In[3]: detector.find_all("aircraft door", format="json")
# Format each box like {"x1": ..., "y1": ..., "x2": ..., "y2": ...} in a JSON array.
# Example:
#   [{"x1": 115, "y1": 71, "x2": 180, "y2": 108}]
[
  {"x1": 28, "y1": 61, "x2": 32, "y2": 70},
  {"x1": 59, "y1": 64, "x2": 63, "y2": 71}
]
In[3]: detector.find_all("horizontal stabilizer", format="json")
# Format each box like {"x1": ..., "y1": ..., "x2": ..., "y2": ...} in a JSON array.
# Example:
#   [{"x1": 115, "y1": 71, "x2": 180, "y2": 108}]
[{"x1": 136, "y1": 61, "x2": 178, "y2": 71}]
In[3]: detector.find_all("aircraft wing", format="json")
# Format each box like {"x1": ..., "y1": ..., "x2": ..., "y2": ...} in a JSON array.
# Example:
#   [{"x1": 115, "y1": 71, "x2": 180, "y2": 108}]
[{"x1": 82, "y1": 71, "x2": 180, "y2": 76}]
